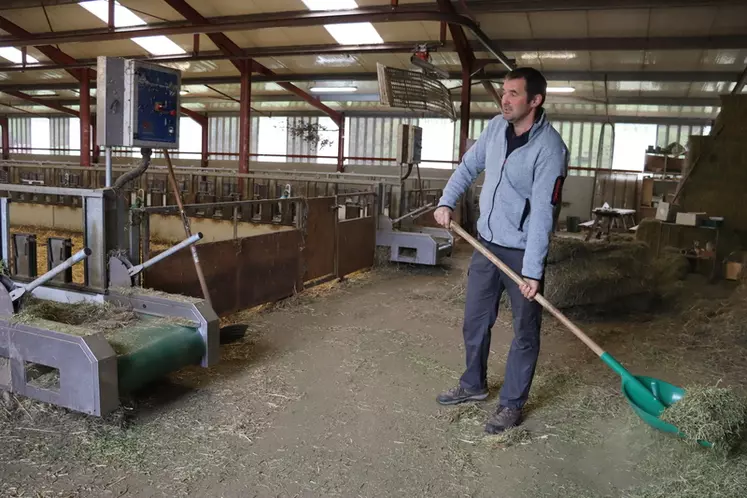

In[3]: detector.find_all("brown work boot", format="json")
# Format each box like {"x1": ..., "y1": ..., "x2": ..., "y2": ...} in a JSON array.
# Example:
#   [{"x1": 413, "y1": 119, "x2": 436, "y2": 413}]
[
  {"x1": 436, "y1": 385, "x2": 488, "y2": 405},
  {"x1": 484, "y1": 405, "x2": 522, "y2": 434}
]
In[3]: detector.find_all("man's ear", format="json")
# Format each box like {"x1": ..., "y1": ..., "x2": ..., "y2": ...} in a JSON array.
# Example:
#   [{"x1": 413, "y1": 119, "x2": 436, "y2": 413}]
[{"x1": 529, "y1": 94, "x2": 544, "y2": 109}]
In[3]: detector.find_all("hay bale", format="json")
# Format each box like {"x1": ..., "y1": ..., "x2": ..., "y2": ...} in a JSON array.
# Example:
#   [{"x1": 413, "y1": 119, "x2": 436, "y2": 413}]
[
  {"x1": 547, "y1": 236, "x2": 648, "y2": 265},
  {"x1": 652, "y1": 247, "x2": 690, "y2": 282},
  {"x1": 543, "y1": 237, "x2": 654, "y2": 310},
  {"x1": 635, "y1": 218, "x2": 661, "y2": 247},
  {"x1": 661, "y1": 385, "x2": 747, "y2": 454}
]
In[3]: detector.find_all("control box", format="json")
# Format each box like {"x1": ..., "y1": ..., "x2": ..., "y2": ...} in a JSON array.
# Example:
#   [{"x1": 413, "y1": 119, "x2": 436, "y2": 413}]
[
  {"x1": 96, "y1": 56, "x2": 181, "y2": 149},
  {"x1": 396, "y1": 123, "x2": 423, "y2": 164}
]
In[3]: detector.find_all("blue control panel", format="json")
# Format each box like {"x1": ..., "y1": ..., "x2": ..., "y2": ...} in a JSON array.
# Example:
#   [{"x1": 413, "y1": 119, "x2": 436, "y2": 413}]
[{"x1": 132, "y1": 63, "x2": 180, "y2": 148}]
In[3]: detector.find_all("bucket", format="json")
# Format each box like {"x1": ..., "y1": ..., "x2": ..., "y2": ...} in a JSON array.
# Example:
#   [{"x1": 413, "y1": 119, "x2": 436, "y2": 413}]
[{"x1": 566, "y1": 216, "x2": 581, "y2": 233}]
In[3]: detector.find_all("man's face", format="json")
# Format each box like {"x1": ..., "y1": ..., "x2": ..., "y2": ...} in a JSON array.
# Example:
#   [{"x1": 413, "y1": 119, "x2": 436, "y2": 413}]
[{"x1": 501, "y1": 77, "x2": 542, "y2": 123}]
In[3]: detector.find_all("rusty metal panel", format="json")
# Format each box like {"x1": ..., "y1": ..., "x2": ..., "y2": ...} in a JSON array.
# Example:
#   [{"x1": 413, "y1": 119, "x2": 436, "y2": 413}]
[
  {"x1": 144, "y1": 230, "x2": 302, "y2": 317},
  {"x1": 337, "y1": 217, "x2": 375, "y2": 277},
  {"x1": 303, "y1": 196, "x2": 336, "y2": 282}
]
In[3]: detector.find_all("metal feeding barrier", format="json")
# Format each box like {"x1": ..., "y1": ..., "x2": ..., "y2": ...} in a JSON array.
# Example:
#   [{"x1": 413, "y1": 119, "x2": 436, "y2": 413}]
[
  {"x1": 0, "y1": 58, "x2": 221, "y2": 417},
  {"x1": 0, "y1": 183, "x2": 219, "y2": 417}
]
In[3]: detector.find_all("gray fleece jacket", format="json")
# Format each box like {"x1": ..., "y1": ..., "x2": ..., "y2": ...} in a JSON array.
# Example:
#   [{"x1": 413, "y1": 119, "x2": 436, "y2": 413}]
[{"x1": 438, "y1": 110, "x2": 568, "y2": 280}]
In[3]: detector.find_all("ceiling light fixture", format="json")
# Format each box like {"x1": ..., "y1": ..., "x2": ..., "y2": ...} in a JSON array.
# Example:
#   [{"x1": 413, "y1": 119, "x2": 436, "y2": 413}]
[
  {"x1": 546, "y1": 87, "x2": 576, "y2": 93},
  {"x1": 310, "y1": 86, "x2": 358, "y2": 93}
]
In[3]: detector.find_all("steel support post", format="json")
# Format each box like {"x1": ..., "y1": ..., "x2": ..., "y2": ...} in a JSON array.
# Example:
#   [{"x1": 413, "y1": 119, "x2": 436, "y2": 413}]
[
  {"x1": 0, "y1": 116, "x2": 8, "y2": 160},
  {"x1": 337, "y1": 114, "x2": 345, "y2": 173},
  {"x1": 80, "y1": 76, "x2": 91, "y2": 167},
  {"x1": 201, "y1": 118, "x2": 209, "y2": 168},
  {"x1": 459, "y1": 66, "x2": 472, "y2": 160},
  {"x1": 239, "y1": 61, "x2": 251, "y2": 186},
  {"x1": 91, "y1": 113, "x2": 100, "y2": 163}
]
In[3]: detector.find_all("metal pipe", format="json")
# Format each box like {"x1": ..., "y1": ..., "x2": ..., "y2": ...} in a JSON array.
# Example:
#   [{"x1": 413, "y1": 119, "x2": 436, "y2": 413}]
[
  {"x1": 0, "y1": 198, "x2": 10, "y2": 266},
  {"x1": 105, "y1": 147, "x2": 112, "y2": 187},
  {"x1": 163, "y1": 149, "x2": 213, "y2": 308},
  {"x1": 0, "y1": 116, "x2": 8, "y2": 160},
  {"x1": 10, "y1": 248, "x2": 92, "y2": 301},
  {"x1": 80, "y1": 77, "x2": 91, "y2": 168},
  {"x1": 239, "y1": 63, "x2": 251, "y2": 175},
  {"x1": 128, "y1": 232, "x2": 203, "y2": 276},
  {"x1": 391, "y1": 202, "x2": 435, "y2": 224},
  {"x1": 337, "y1": 114, "x2": 345, "y2": 173}
]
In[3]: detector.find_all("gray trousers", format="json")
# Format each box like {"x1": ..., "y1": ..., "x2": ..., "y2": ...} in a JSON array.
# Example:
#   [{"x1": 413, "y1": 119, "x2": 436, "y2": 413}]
[{"x1": 459, "y1": 238, "x2": 543, "y2": 409}]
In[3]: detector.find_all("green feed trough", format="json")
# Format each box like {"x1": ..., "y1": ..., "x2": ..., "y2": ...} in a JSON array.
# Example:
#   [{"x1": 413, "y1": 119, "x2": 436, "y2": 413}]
[{"x1": 107, "y1": 318, "x2": 205, "y2": 393}]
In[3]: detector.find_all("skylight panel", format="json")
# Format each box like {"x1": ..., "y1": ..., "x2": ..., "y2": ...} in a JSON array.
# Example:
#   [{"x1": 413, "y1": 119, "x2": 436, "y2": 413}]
[
  {"x1": 301, "y1": 0, "x2": 384, "y2": 45},
  {"x1": 302, "y1": 0, "x2": 357, "y2": 9},
  {"x1": 0, "y1": 48, "x2": 39, "y2": 64},
  {"x1": 79, "y1": 1, "x2": 186, "y2": 56},
  {"x1": 324, "y1": 24, "x2": 384, "y2": 45}
]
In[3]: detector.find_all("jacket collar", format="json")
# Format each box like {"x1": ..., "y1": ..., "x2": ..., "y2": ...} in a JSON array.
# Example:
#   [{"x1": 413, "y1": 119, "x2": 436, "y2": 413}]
[
  {"x1": 503, "y1": 107, "x2": 547, "y2": 141},
  {"x1": 527, "y1": 108, "x2": 547, "y2": 140}
]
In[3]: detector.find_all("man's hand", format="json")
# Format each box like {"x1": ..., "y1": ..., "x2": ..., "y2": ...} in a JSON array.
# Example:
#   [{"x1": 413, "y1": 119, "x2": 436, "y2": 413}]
[
  {"x1": 434, "y1": 206, "x2": 452, "y2": 229},
  {"x1": 520, "y1": 278, "x2": 540, "y2": 301}
]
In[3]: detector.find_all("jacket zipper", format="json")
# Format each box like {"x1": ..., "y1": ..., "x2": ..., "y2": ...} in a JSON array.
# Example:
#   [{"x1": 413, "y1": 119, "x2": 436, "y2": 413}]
[
  {"x1": 485, "y1": 157, "x2": 507, "y2": 242},
  {"x1": 484, "y1": 118, "x2": 545, "y2": 243}
]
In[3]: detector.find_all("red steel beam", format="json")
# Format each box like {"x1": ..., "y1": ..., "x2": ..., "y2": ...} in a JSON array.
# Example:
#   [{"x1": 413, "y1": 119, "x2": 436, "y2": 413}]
[
  {"x1": 80, "y1": 77, "x2": 91, "y2": 167},
  {"x1": 459, "y1": 66, "x2": 471, "y2": 160},
  {"x1": 162, "y1": 0, "x2": 245, "y2": 73},
  {"x1": 108, "y1": 0, "x2": 115, "y2": 31},
  {"x1": 179, "y1": 106, "x2": 208, "y2": 125},
  {"x1": 2, "y1": 90, "x2": 79, "y2": 116},
  {"x1": 239, "y1": 66, "x2": 251, "y2": 174},
  {"x1": 0, "y1": 116, "x2": 9, "y2": 160},
  {"x1": 179, "y1": 107, "x2": 209, "y2": 167},
  {"x1": 481, "y1": 80, "x2": 502, "y2": 107},
  {"x1": 436, "y1": 0, "x2": 473, "y2": 68},
  {"x1": 438, "y1": 0, "x2": 476, "y2": 160}
]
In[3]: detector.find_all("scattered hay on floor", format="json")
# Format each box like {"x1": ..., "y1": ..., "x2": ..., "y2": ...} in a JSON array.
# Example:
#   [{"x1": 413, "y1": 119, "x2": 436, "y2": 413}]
[
  {"x1": 661, "y1": 384, "x2": 747, "y2": 454},
  {"x1": 624, "y1": 432, "x2": 747, "y2": 498},
  {"x1": 442, "y1": 403, "x2": 486, "y2": 425},
  {"x1": 482, "y1": 427, "x2": 533, "y2": 448}
]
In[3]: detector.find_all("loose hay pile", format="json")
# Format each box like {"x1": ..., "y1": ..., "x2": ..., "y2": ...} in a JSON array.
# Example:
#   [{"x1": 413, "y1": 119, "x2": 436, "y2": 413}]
[
  {"x1": 661, "y1": 385, "x2": 747, "y2": 453},
  {"x1": 16, "y1": 298, "x2": 139, "y2": 332}
]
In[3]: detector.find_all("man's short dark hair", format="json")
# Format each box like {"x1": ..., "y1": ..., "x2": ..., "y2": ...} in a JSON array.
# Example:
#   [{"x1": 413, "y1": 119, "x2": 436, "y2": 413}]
[{"x1": 505, "y1": 67, "x2": 547, "y2": 108}]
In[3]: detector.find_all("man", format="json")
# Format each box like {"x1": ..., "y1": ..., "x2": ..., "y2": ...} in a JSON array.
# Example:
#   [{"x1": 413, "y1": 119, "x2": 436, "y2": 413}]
[{"x1": 433, "y1": 67, "x2": 568, "y2": 434}]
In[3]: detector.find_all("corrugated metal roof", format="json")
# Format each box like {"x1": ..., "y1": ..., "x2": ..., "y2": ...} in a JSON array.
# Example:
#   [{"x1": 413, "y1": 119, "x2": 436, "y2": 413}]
[{"x1": 0, "y1": 1, "x2": 743, "y2": 120}]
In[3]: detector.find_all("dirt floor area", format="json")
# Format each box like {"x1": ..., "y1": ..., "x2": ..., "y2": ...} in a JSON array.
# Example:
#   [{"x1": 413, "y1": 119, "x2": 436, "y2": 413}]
[{"x1": 1, "y1": 243, "x2": 746, "y2": 497}]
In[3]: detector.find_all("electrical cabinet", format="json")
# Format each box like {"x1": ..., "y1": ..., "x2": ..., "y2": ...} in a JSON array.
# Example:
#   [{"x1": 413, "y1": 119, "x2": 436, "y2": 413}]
[{"x1": 96, "y1": 56, "x2": 181, "y2": 149}]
